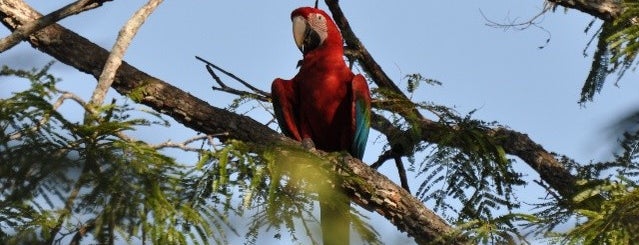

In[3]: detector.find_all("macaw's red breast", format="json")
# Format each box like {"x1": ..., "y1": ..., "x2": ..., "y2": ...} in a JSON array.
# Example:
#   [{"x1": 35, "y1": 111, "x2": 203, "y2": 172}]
[{"x1": 295, "y1": 69, "x2": 355, "y2": 153}]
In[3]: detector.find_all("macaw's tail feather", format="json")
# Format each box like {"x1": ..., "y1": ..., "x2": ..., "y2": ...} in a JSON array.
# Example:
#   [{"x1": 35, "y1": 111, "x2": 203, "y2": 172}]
[{"x1": 319, "y1": 181, "x2": 350, "y2": 245}]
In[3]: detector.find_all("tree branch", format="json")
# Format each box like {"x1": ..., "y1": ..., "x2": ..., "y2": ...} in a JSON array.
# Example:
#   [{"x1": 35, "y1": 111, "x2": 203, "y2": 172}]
[
  {"x1": 196, "y1": 56, "x2": 271, "y2": 100},
  {"x1": 89, "y1": 0, "x2": 162, "y2": 107},
  {"x1": 196, "y1": 56, "x2": 270, "y2": 102},
  {"x1": 0, "y1": 0, "x2": 111, "y2": 53},
  {"x1": 325, "y1": 0, "x2": 582, "y2": 201},
  {"x1": 150, "y1": 135, "x2": 218, "y2": 152},
  {"x1": 546, "y1": 0, "x2": 622, "y2": 21},
  {"x1": 0, "y1": 1, "x2": 460, "y2": 243}
]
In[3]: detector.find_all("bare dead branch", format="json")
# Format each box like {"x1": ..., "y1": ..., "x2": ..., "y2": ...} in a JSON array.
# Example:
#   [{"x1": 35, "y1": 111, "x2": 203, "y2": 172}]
[
  {"x1": 196, "y1": 56, "x2": 271, "y2": 101},
  {"x1": 150, "y1": 134, "x2": 225, "y2": 152},
  {"x1": 0, "y1": 0, "x2": 111, "y2": 53},
  {"x1": 201, "y1": 59, "x2": 269, "y2": 102},
  {"x1": 479, "y1": 5, "x2": 552, "y2": 49},
  {"x1": 480, "y1": 4, "x2": 551, "y2": 31},
  {"x1": 89, "y1": 0, "x2": 163, "y2": 107}
]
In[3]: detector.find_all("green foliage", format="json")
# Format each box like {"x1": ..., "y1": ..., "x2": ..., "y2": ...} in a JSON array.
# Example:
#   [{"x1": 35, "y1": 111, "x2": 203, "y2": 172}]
[
  {"x1": 581, "y1": 2, "x2": 639, "y2": 103},
  {"x1": 371, "y1": 73, "x2": 526, "y2": 243},
  {"x1": 522, "y1": 123, "x2": 639, "y2": 244},
  {"x1": 453, "y1": 213, "x2": 538, "y2": 245},
  {"x1": 1, "y1": 63, "x2": 382, "y2": 245},
  {"x1": 414, "y1": 110, "x2": 525, "y2": 243},
  {"x1": 561, "y1": 179, "x2": 639, "y2": 244},
  {"x1": 0, "y1": 65, "x2": 226, "y2": 244},
  {"x1": 245, "y1": 147, "x2": 379, "y2": 245},
  {"x1": 581, "y1": 21, "x2": 613, "y2": 103},
  {"x1": 404, "y1": 73, "x2": 441, "y2": 95},
  {"x1": 515, "y1": 156, "x2": 578, "y2": 238}
]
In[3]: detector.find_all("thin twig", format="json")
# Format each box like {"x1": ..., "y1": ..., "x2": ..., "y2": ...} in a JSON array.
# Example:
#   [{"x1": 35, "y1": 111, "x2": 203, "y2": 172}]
[
  {"x1": 534, "y1": 179, "x2": 563, "y2": 202},
  {"x1": 9, "y1": 91, "x2": 87, "y2": 140},
  {"x1": 370, "y1": 150, "x2": 411, "y2": 192},
  {"x1": 204, "y1": 64, "x2": 269, "y2": 102},
  {"x1": 196, "y1": 56, "x2": 268, "y2": 95},
  {"x1": 370, "y1": 150, "x2": 393, "y2": 169},
  {"x1": 89, "y1": 0, "x2": 163, "y2": 108},
  {"x1": 479, "y1": 5, "x2": 550, "y2": 31},
  {"x1": 150, "y1": 134, "x2": 227, "y2": 152},
  {"x1": 0, "y1": 0, "x2": 112, "y2": 53},
  {"x1": 394, "y1": 155, "x2": 411, "y2": 193},
  {"x1": 69, "y1": 219, "x2": 96, "y2": 245},
  {"x1": 195, "y1": 56, "x2": 271, "y2": 100},
  {"x1": 47, "y1": 165, "x2": 88, "y2": 244},
  {"x1": 479, "y1": 5, "x2": 553, "y2": 49}
]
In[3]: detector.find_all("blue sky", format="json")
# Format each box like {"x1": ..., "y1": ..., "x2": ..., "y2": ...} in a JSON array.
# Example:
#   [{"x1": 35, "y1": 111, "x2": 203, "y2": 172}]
[{"x1": 2, "y1": 1, "x2": 639, "y2": 244}]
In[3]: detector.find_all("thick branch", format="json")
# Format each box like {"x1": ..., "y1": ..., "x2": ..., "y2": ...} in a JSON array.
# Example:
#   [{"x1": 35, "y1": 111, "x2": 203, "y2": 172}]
[
  {"x1": 0, "y1": 0, "x2": 111, "y2": 52},
  {"x1": 0, "y1": 0, "x2": 459, "y2": 243},
  {"x1": 419, "y1": 119, "x2": 579, "y2": 197},
  {"x1": 546, "y1": 0, "x2": 622, "y2": 21}
]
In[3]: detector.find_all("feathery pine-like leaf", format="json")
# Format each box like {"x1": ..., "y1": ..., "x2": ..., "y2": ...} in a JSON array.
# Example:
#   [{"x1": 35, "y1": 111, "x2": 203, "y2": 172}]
[
  {"x1": 558, "y1": 179, "x2": 639, "y2": 244},
  {"x1": 415, "y1": 110, "x2": 523, "y2": 224},
  {"x1": 581, "y1": 2, "x2": 639, "y2": 103},
  {"x1": 1, "y1": 65, "x2": 230, "y2": 245}
]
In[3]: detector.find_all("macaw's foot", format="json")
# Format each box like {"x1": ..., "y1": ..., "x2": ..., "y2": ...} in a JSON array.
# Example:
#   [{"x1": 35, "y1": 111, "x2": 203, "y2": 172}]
[{"x1": 301, "y1": 138, "x2": 315, "y2": 150}]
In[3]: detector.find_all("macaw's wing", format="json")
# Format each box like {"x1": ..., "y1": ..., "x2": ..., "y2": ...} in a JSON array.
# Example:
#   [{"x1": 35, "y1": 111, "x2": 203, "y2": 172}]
[
  {"x1": 351, "y1": 74, "x2": 371, "y2": 160},
  {"x1": 271, "y1": 78, "x2": 301, "y2": 141}
]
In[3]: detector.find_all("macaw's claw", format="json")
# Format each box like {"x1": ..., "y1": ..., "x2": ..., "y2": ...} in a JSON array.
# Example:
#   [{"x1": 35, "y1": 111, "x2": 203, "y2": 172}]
[{"x1": 301, "y1": 138, "x2": 316, "y2": 151}]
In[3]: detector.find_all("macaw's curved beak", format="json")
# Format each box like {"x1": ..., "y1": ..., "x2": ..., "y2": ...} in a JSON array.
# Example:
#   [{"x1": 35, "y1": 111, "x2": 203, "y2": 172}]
[{"x1": 292, "y1": 16, "x2": 321, "y2": 54}]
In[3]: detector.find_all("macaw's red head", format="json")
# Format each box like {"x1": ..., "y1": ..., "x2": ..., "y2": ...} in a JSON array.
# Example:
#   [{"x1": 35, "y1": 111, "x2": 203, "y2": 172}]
[{"x1": 291, "y1": 7, "x2": 342, "y2": 55}]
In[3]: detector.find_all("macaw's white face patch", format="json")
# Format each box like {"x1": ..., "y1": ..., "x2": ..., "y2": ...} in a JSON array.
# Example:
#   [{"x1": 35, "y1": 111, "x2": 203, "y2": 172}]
[{"x1": 307, "y1": 13, "x2": 328, "y2": 42}]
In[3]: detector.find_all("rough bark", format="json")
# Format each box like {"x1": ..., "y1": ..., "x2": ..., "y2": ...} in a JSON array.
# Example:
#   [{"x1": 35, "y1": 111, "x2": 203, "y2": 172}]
[
  {"x1": 0, "y1": 0, "x2": 111, "y2": 52},
  {"x1": 547, "y1": 0, "x2": 622, "y2": 21},
  {"x1": 419, "y1": 119, "x2": 579, "y2": 198},
  {"x1": 0, "y1": 0, "x2": 460, "y2": 243}
]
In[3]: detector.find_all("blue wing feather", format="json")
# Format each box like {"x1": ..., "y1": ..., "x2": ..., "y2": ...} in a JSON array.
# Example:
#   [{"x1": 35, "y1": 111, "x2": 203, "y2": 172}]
[{"x1": 351, "y1": 75, "x2": 371, "y2": 160}]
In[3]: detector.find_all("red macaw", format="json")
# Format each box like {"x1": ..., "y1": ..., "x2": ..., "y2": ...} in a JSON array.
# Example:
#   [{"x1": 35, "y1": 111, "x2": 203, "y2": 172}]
[
  {"x1": 271, "y1": 6, "x2": 371, "y2": 245},
  {"x1": 271, "y1": 7, "x2": 371, "y2": 160}
]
